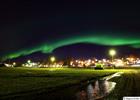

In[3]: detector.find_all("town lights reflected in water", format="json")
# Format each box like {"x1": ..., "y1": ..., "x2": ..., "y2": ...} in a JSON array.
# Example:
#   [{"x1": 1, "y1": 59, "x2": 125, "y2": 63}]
[{"x1": 76, "y1": 80, "x2": 116, "y2": 100}]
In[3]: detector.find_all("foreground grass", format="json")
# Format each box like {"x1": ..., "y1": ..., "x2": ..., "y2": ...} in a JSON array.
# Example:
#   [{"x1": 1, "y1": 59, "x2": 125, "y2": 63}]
[
  {"x1": 0, "y1": 67, "x2": 120, "y2": 98},
  {"x1": 1, "y1": 67, "x2": 139, "y2": 100}
]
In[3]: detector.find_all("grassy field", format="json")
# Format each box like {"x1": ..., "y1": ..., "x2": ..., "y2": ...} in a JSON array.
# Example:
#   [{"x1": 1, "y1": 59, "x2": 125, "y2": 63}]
[
  {"x1": 0, "y1": 67, "x2": 119, "y2": 98},
  {"x1": 0, "y1": 67, "x2": 140, "y2": 100}
]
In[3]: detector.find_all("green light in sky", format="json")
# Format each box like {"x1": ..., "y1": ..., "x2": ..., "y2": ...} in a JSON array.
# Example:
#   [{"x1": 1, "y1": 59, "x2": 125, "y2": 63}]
[{"x1": 1, "y1": 32, "x2": 140, "y2": 61}]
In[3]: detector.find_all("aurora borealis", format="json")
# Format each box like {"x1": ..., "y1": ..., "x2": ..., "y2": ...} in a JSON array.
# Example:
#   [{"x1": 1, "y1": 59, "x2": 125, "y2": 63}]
[
  {"x1": 1, "y1": 32, "x2": 140, "y2": 60},
  {"x1": 1, "y1": 1, "x2": 140, "y2": 61}
]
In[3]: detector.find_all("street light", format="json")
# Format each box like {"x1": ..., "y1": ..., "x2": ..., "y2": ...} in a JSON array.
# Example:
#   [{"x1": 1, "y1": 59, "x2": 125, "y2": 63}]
[
  {"x1": 109, "y1": 49, "x2": 116, "y2": 62},
  {"x1": 27, "y1": 60, "x2": 31, "y2": 63},
  {"x1": 50, "y1": 56, "x2": 56, "y2": 63},
  {"x1": 13, "y1": 62, "x2": 16, "y2": 66}
]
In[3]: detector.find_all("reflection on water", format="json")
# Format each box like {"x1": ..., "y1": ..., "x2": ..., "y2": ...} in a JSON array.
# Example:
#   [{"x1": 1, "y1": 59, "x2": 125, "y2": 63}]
[
  {"x1": 76, "y1": 80, "x2": 116, "y2": 100},
  {"x1": 25, "y1": 79, "x2": 116, "y2": 100}
]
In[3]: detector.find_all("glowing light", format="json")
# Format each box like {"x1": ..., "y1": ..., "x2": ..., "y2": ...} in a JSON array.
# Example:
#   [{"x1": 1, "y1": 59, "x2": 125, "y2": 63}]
[
  {"x1": 103, "y1": 59, "x2": 106, "y2": 62},
  {"x1": 109, "y1": 49, "x2": 116, "y2": 56},
  {"x1": 50, "y1": 56, "x2": 55, "y2": 62},
  {"x1": 98, "y1": 60, "x2": 102, "y2": 63},
  {"x1": 13, "y1": 62, "x2": 16, "y2": 66},
  {"x1": 95, "y1": 59, "x2": 98, "y2": 62},
  {"x1": 114, "y1": 59, "x2": 124, "y2": 67},
  {"x1": 130, "y1": 58, "x2": 134, "y2": 61},
  {"x1": 27, "y1": 60, "x2": 31, "y2": 63},
  {"x1": 70, "y1": 61, "x2": 73, "y2": 66},
  {"x1": 76, "y1": 60, "x2": 78, "y2": 62},
  {"x1": 5, "y1": 63, "x2": 12, "y2": 67},
  {"x1": 88, "y1": 59, "x2": 91, "y2": 62},
  {"x1": 109, "y1": 49, "x2": 116, "y2": 62},
  {"x1": 92, "y1": 61, "x2": 95, "y2": 63}
]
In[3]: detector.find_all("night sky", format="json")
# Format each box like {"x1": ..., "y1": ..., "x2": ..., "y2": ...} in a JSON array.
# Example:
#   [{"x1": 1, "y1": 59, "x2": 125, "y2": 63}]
[{"x1": 1, "y1": 1, "x2": 140, "y2": 61}]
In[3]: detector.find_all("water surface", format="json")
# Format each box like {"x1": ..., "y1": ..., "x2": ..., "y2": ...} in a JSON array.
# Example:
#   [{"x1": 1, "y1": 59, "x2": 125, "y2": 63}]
[{"x1": 34, "y1": 79, "x2": 116, "y2": 100}]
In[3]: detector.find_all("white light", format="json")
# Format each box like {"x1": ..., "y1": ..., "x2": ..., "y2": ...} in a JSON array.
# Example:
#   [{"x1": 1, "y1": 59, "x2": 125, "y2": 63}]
[
  {"x1": 88, "y1": 59, "x2": 91, "y2": 62},
  {"x1": 50, "y1": 56, "x2": 55, "y2": 62},
  {"x1": 109, "y1": 49, "x2": 116, "y2": 56},
  {"x1": 103, "y1": 59, "x2": 106, "y2": 62},
  {"x1": 13, "y1": 62, "x2": 16, "y2": 66},
  {"x1": 27, "y1": 60, "x2": 31, "y2": 63}
]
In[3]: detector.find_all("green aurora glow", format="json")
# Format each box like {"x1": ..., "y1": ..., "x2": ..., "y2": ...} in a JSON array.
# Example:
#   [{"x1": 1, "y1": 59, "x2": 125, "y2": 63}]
[{"x1": 1, "y1": 33, "x2": 140, "y2": 61}]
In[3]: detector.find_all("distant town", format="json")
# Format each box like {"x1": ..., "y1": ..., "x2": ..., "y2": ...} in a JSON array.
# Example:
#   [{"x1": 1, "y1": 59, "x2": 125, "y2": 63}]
[{"x1": 1, "y1": 56, "x2": 140, "y2": 69}]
